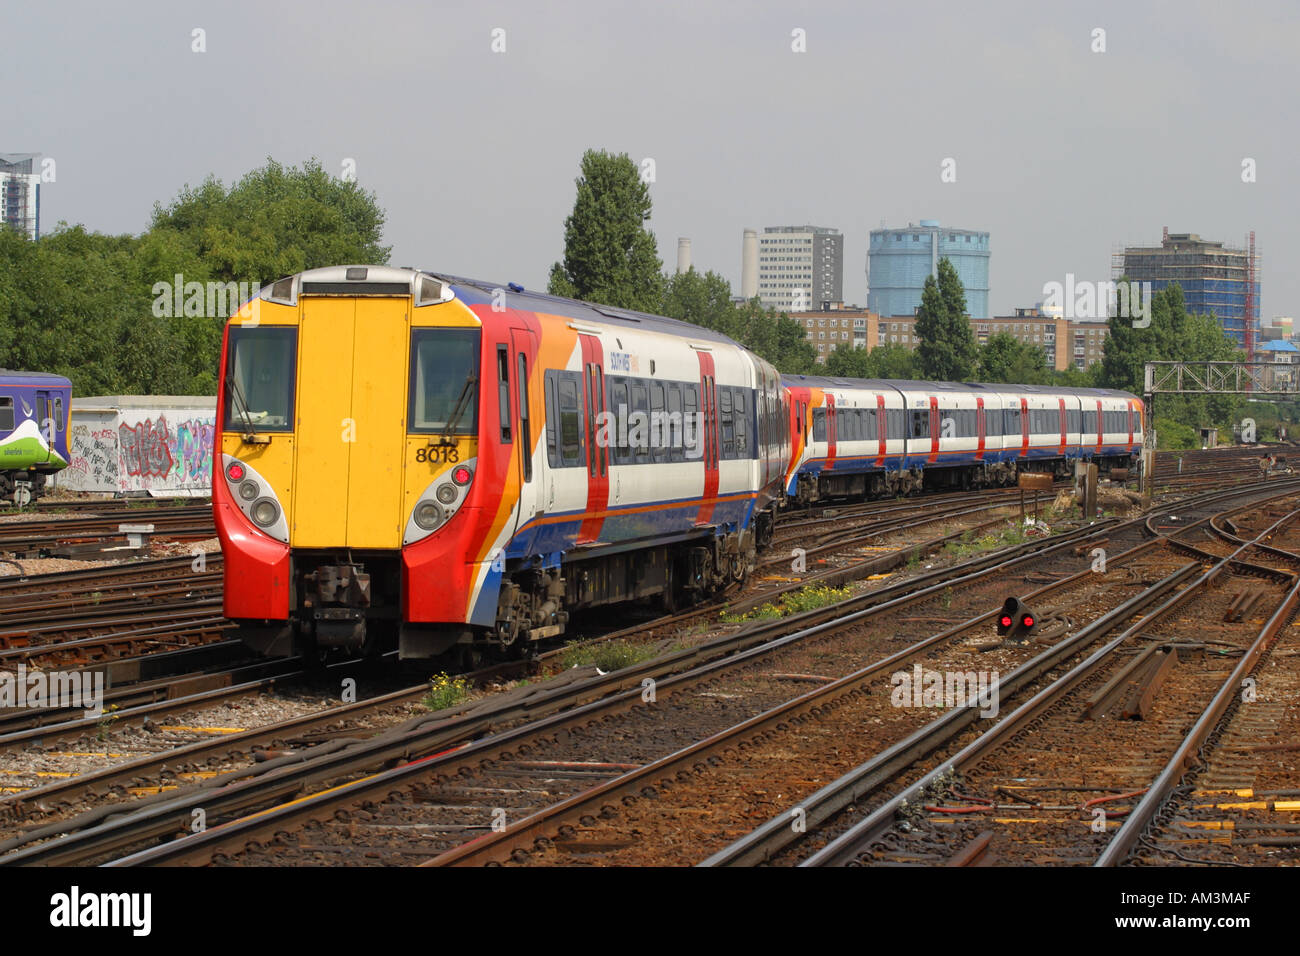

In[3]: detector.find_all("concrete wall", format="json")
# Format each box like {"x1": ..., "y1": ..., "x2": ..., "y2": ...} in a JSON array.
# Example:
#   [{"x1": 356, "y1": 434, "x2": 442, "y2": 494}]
[{"x1": 56, "y1": 397, "x2": 217, "y2": 496}]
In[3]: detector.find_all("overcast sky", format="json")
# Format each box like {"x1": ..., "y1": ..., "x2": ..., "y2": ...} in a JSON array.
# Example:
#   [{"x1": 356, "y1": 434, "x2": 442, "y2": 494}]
[{"x1": 10, "y1": 0, "x2": 1297, "y2": 320}]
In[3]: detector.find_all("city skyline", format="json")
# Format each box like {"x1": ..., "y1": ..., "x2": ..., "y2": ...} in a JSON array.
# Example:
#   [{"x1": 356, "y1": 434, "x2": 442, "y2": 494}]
[{"x1": 6, "y1": 1, "x2": 1294, "y2": 322}]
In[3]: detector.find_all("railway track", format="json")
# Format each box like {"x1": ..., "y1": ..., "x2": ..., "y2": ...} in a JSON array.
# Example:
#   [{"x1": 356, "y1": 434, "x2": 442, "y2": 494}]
[{"x1": 7, "y1": 479, "x2": 1286, "y2": 867}]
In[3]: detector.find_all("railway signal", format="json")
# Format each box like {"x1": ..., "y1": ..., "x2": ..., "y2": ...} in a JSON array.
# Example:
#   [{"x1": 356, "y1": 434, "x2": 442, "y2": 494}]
[{"x1": 997, "y1": 597, "x2": 1037, "y2": 642}]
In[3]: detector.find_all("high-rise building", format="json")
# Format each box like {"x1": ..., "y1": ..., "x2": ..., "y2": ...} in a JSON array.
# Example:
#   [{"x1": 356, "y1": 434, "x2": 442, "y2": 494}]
[
  {"x1": 867, "y1": 220, "x2": 990, "y2": 319},
  {"x1": 0, "y1": 154, "x2": 41, "y2": 240},
  {"x1": 865, "y1": 306, "x2": 1109, "y2": 372},
  {"x1": 787, "y1": 306, "x2": 876, "y2": 361},
  {"x1": 1116, "y1": 229, "x2": 1259, "y2": 349},
  {"x1": 756, "y1": 225, "x2": 842, "y2": 312}
]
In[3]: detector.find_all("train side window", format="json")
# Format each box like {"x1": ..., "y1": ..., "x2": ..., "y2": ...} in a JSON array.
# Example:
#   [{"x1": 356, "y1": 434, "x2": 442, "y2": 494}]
[
  {"x1": 718, "y1": 388, "x2": 734, "y2": 459},
  {"x1": 517, "y1": 354, "x2": 532, "y2": 482},
  {"x1": 812, "y1": 408, "x2": 826, "y2": 443},
  {"x1": 650, "y1": 382, "x2": 666, "y2": 463},
  {"x1": 54, "y1": 396, "x2": 64, "y2": 431},
  {"x1": 611, "y1": 380, "x2": 630, "y2": 464},
  {"x1": 734, "y1": 389, "x2": 749, "y2": 458},
  {"x1": 0, "y1": 397, "x2": 12, "y2": 432},
  {"x1": 497, "y1": 346, "x2": 511, "y2": 443},
  {"x1": 630, "y1": 382, "x2": 650, "y2": 462},
  {"x1": 683, "y1": 384, "x2": 699, "y2": 463},
  {"x1": 545, "y1": 374, "x2": 559, "y2": 466},
  {"x1": 558, "y1": 377, "x2": 582, "y2": 466},
  {"x1": 667, "y1": 384, "x2": 683, "y2": 462},
  {"x1": 910, "y1": 409, "x2": 929, "y2": 439}
]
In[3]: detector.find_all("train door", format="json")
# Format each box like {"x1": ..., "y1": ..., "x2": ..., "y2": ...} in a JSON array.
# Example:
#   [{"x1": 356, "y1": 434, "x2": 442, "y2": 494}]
[
  {"x1": 928, "y1": 396, "x2": 939, "y2": 464},
  {"x1": 1095, "y1": 400, "x2": 1103, "y2": 456},
  {"x1": 34, "y1": 390, "x2": 51, "y2": 463},
  {"x1": 510, "y1": 328, "x2": 539, "y2": 537},
  {"x1": 1057, "y1": 398, "x2": 1067, "y2": 457},
  {"x1": 825, "y1": 394, "x2": 837, "y2": 468},
  {"x1": 694, "y1": 348, "x2": 719, "y2": 526},
  {"x1": 876, "y1": 394, "x2": 887, "y2": 466},
  {"x1": 976, "y1": 398, "x2": 985, "y2": 462},
  {"x1": 1020, "y1": 397, "x2": 1030, "y2": 460},
  {"x1": 576, "y1": 337, "x2": 607, "y2": 545},
  {"x1": 292, "y1": 295, "x2": 409, "y2": 549}
]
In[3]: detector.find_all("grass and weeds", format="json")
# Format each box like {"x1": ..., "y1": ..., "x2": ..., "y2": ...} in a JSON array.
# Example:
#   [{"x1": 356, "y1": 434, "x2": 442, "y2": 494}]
[
  {"x1": 423, "y1": 672, "x2": 472, "y2": 711},
  {"x1": 942, "y1": 523, "x2": 1032, "y2": 560},
  {"x1": 559, "y1": 638, "x2": 658, "y2": 673},
  {"x1": 719, "y1": 584, "x2": 851, "y2": 624}
]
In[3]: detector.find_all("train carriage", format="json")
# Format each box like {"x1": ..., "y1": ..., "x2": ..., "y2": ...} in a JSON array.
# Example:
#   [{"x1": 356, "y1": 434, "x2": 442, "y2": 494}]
[
  {"x1": 0, "y1": 370, "x2": 71, "y2": 503},
  {"x1": 781, "y1": 376, "x2": 1142, "y2": 504},
  {"x1": 216, "y1": 266, "x2": 789, "y2": 661}
]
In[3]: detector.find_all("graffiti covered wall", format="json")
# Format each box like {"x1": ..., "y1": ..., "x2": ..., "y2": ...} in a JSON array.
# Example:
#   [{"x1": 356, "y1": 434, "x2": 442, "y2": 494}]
[{"x1": 58, "y1": 400, "x2": 217, "y2": 495}]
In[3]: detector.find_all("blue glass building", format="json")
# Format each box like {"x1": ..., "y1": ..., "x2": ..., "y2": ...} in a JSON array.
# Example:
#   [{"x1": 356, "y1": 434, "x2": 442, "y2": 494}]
[{"x1": 867, "y1": 220, "x2": 990, "y2": 319}]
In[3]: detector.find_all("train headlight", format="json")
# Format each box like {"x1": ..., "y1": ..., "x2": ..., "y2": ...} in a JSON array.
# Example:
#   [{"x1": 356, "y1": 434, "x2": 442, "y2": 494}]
[
  {"x1": 435, "y1": 483, "x2": 457, "y2": 504},
  {"x1": 452, "y1": 466, "x2": 472, "y2": 485},
  {"x1": 239, "y1": 480, "x2": 259, "y2": 501},
  {"x1": 413, "y1": 500, "x2": 444, "y2": 531},
  {"x1": 226, "y1": 463, "x2": 245, "y2": 482},
  {"x1": 251, "y1": 498, "x2": 280, "y2": 528}
]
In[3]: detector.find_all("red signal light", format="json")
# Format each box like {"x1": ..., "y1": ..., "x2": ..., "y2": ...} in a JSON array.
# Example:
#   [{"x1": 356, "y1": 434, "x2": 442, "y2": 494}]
[
  {"x1": 1022, "y1": 615, "x2": 1035, "y2": 628},
  {"x1": 453, "y1": 467, "x2": 472, "y2": 485},
  {"x1": 1000, "y1": 615, "x2": 1012, "y2": 628},
  {"x1": 226, "y1": 463, "x2": 245, "y2": 481}
]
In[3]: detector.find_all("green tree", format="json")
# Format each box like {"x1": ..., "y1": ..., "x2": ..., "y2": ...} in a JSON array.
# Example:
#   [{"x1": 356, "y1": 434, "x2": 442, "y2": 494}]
[
  {"x1": 826, "y1": 344, "x2": 872, "y2": 378},
  {"x1": 864, "y1": 343, "x2": 919, "y2": 380},
  {"x1": 548, "y1": 149, "x2": 663, "y2": 311},
  {"x1": 1098, "y1": 281, "x2": 1241, "y2": 428},
  {"x1": 0, "y1": 158, "x2": 391, "y2": 396},
  {"x1": 661, "y1": 268, "x2": 739, "y2": 336},
  {"x1": 914, "y1": 258, "x2": 978, "y2": 380},
  {"x1": 977, "y1": 332, "x2": 1049, "y2": 384}
]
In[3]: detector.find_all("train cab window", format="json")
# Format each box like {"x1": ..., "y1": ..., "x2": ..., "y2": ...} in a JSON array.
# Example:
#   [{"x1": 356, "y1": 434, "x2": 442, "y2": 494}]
[
  {"x1": 226, "y1": 326, "x2": 298, "y2": 432},
  {"x1": 0, "y1": 397, "x2": 12, "y2": 432}
]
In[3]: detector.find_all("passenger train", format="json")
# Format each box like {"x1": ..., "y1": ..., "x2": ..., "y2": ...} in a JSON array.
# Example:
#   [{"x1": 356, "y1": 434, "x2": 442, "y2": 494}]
[
  {"x1": 0, "y1": 370, "x2": 71, "y2": 503},
  {"x1": 214, "y1": 266, "x2": 1141, "y2": 661}
]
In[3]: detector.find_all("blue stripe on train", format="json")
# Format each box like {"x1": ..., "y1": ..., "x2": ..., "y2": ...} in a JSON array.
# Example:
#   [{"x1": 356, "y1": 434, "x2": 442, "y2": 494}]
[{"x1": 470, "y1": 494, "x2": 758, "y2": 626}]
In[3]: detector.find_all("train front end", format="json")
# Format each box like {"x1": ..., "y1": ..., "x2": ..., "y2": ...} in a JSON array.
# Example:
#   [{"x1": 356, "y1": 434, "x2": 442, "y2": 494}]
[{"x1": 215, "y1": 266, "x2": 488, "y2": 659}]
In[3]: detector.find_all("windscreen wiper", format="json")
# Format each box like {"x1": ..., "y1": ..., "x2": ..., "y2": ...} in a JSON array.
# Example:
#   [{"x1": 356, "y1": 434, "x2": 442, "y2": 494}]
[
  {"x1": 225, "y1": 373, "x2": 268, "y2": 443},
  {"x1": 438, "y1": 374, "x2": 478, "y2": 446}
]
